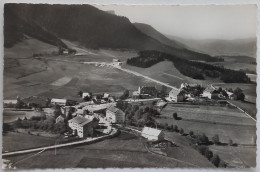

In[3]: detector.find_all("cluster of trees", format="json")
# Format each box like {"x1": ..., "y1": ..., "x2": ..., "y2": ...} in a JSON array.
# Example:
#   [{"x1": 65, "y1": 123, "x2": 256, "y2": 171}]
[
  {"x1": 233, "y1": 87, "x2": 245, "y2": 101},
  {"x1": 116, "y1": 101, "x2": 160, "y2": 127},
  {"x1": 119, "y1": 90, "x2": 130, "y2": 100},
  {"x1": 13, "y1": 115, "x2": 69, "y2": 134},
  {"x1": 193, "y1": 145, "x2": 227, "y2": 167},
  {"x1": 127, "y1": 50, "x2": 251, "y2": 83}
]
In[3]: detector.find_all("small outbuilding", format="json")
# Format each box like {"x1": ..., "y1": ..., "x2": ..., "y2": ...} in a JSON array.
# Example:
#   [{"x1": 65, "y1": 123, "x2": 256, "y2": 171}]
[{"x1": 141, "y1": 127, "x2": 164, "y2": 141}]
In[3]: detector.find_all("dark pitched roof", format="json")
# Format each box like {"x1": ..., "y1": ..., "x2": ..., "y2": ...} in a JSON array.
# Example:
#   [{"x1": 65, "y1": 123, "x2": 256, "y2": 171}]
[
  {"x1": 69, "y1": 116, "x2": 92, "y2": 126},
  {"x1": 107, "y1": 105, "x2": 124, "y2": 115}
]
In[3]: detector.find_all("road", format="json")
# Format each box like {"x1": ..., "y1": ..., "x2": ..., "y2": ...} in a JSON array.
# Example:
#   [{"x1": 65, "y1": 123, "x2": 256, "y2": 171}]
[
  {"x1": 50, "y1": 58, "x2": 179, "y2": 91},
  {"x1": 2, "y1": 129, "x2": 118, "y2": 157}
]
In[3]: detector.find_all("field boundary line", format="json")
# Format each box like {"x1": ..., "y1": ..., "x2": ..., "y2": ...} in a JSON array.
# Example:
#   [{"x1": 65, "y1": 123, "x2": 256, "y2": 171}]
[{"x1": 227, "y1": 101, "x2": 256, "y2": 122}]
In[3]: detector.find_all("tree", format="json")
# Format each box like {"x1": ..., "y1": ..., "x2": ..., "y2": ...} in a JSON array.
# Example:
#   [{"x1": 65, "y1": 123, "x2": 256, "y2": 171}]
[
  {"x1": 173, "y1": 113, "x2": 178, "y2": 120},
  {"x1": 204, "y1": 149, "x2": 213, "y2": 160},
  {"x1": 219, "y1": 160, "x2": 227, "y2": 168},
  {"x1": 211, "y1": 154, "x2": 221, "y2": 167},
  {"x1": 212, "y1": 134, "x2": 220, "y2": 144},
  {"x1": 164, "y1": 123, "x2": 168, "y2": 130},
  {"x1": 179, "y1": 128, "x2": 184, "y2": 135},
  {"x1": 229, "y1": 139, "x2": 233, "y2": 146},
  {"x1": 66, "y1": 107, "x2": 73, "y2": 120},
  {"x1": 119, "y1": 90, "x2": 130, "y2": 100},
  {"x1": 189, "y1": 130, "x2": 194, "y2": 136},
  {"x1": 173, "y1": 125, "x2": 178, "y2": 132},
  {"x1": 78, "y1": 91, "x2": 83, "y2": 97}
]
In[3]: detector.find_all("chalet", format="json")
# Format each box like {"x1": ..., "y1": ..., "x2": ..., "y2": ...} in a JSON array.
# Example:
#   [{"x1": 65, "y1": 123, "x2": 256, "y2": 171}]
[
  {"x1": 68, "y1": 116, "x2": 98, "y2": 138},
  {"x1": 56, "y1": 115, "x2": 65, "y2": 123},
  {"x1": 141, "y1": 127, "x2": 164, "y2": 141},
  {"x1": 168, "y1": 89, "x2": 185, "y2": 102},
  {"x1": 112, "y1": 59, "x2": 123, "y2": 66},
  {"x1": 201, "y1": 85, "x2": 216, "y2": 99},
  {"x1": 51, "y1": 99, "x2": 67, "y2": 106},
  {"x1": 106, "y1": 106, "x2": 125, "y2": 123},
  {"x1": 82, "y1": 92, "x2": 91, "y2": 99}
]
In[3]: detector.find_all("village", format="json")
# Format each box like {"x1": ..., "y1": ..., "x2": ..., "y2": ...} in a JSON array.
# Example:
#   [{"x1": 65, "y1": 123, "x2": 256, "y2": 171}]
[{"x1": 3, "y1": 81, "x2": 245, "y2": 141}]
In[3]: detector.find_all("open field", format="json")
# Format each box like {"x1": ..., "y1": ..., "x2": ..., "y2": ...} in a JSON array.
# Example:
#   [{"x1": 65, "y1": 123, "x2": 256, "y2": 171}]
[
  {"x1": 5, "y1": 132, "x2": 214, "y2": 168},
  {"x1": 2, "y1": 132, "x2": 56, "y2": 152},
  {"x1": 209, "y1": 145, "x2": 256, "y2": 168},
  {"x1": 4, "y1": 58, "x2": 156, "y2": 100},
  {"x1": 159, "y1": 104, "x2": 256, "y2": 145},
  {"x1": 3, "y1": 110, "x2": 45, "y2": 123}
]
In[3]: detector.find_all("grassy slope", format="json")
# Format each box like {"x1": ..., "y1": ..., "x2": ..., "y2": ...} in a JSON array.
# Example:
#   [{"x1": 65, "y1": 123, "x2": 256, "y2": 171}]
[
  {"x1": 2, "y1": 132, "x2": 56, "y2": 152},
  {"x1": 159, "y1": 104, "x2": 256, "y2": 145},
  {"x1": 123, "y1": 61, "x2": 223, "y2": 88},
  {"x1": 4, "y1": 39, "x2": 151, "y2": 100},
  {"x1": 5, "y1": 132, "x2": 214, "y2": 169}
]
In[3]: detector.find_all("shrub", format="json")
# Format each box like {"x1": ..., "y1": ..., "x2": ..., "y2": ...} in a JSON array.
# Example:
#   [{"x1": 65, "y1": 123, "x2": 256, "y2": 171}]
[
  {"x1": 179, "y1": 128, "x2": 184, "y2": 135},
  {"x1": 173, "y1": 113, "x2": 178, "y2": 119},
  {"x1": 212, "y1": 134, "x2": 220, "y2": 144},
  {"x1": 189, "y1": 130, "x2": 194, "y2": 136},
  {"x1": 204, "y1": 149, "x2": 213, "y2": 160},
  {"x1": 229, "y1": 139, "x2": 233, "y2": 146},
  {"x1": 173, "y1": 125, "x2": 178, "y2": 132},
  {"x1": 219, "y1": 160, "x2": 227, "y2": 168},
  {"x1": 211, "y1": 154, "x2": 220, "y2": 167}
]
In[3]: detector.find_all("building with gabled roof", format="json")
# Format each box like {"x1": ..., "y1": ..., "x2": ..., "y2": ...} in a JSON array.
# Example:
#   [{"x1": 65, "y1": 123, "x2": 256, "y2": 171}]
[
  {"x1": 201, "y1": 85, "x2": 216, "y2": 99},
  {"x1": 56, "y1": 115, "x2": 65, "y2": 123},
  {"x1": 141, "y1": 127, "x2": 164, "y2": 141},
  {"x1": 68, "y1": 116, "x2": 98, "y2": 138},
  {"x1": 168, "y1": 89, "x2": 185, "y2": 102},
  {"x1": 106, "y1": 105, "x2": 125, "y2": 123},
  {"x1": 51, "y1": 98, "x2": 67, "y2": 106}
]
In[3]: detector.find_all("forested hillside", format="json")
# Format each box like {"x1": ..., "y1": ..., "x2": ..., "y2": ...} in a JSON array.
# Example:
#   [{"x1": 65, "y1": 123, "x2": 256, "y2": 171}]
[
  {"x1": 127, "y1": 51, "x2": 251, "y2": 83},
  {"x1": 5, "y1": 4, "x2": 219, "y2": 62}
]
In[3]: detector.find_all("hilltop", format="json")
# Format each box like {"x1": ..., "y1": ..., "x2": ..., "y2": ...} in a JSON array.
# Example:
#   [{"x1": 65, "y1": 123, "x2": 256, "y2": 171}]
[{"x1": 4, "y1": 4, "x2": 217, "y2": 62}]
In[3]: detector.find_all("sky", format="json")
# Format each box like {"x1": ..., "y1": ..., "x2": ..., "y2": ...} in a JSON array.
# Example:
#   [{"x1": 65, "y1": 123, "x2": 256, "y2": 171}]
[{"x1": 94, "y1": 5, "x2": 257, "y2": 40}]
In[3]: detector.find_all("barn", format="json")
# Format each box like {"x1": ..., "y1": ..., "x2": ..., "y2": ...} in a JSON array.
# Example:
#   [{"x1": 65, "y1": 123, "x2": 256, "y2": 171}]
[{"x1": 141, "y1": 127, "x2": 164, "y2": 141}]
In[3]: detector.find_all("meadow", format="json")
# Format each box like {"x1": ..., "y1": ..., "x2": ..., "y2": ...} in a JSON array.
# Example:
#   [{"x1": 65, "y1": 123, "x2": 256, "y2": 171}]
[
  {"x1": 5, "y1": 132, "x2": 213, "y2": 169},
  {"x1": 158, "y1": 104, "x2": 256, "y2": 145},
  {"x1": 3, "y1": 110, "x2": 44, "y2": 123}
]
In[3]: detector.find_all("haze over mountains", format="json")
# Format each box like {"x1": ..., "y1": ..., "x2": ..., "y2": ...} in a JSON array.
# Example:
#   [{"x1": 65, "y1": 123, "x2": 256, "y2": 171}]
[
  {"x1": 4, "y1": 4, "x2": 218, "y2": 62},
  {"x1": 4, "y1": 4, "x2": 256, "y2": 62},
  {"x1": 166, "y1": 35, "x2": 257, "y2": 58}
]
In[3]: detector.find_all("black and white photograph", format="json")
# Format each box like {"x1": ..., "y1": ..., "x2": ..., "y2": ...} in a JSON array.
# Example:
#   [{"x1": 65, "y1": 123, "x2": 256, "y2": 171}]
[{"x1": 1, "y1": 1, "x2": 258, "y2": 169}]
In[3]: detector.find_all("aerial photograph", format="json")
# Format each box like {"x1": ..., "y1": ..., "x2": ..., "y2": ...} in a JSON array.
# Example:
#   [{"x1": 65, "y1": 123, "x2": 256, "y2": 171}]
[{"x1": 2, "y1": 3, "x2": 257, "y2": 169}]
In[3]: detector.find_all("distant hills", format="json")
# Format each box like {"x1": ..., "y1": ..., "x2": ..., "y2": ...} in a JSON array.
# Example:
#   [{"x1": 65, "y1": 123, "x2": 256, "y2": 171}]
[
  {"x1": 4, "y1": 4, "x2": 218, "y2": 62},
  {"x1": 133, "y1": 23, "x2": 186, "y2": 49},
  {"x1": 167, "y1": 35, "x2": 257, "y2": 58}
]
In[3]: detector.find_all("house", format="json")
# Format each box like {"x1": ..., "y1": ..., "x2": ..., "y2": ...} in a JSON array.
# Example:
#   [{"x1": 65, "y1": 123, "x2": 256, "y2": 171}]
[
  {"x1": 106, "y1": 106, "x2": 125, "y2": 123},
  {"x1": 51, "y1": 99, "x2": 67, "y2": 106},
  {"x1": 134, "y1": 86, "x2": 158, "y2": 99},
  {"x1": 68, "y1": 116, "x2": 98, "y2": 138},
  {"x1": 168, "y1": 89, "x2": 185, "y2": 102},
  {"x1": 141, "y1": 127, "x2": 164, "y2": 141},
  {"x1": 201, "y1": 85, "x2": 216, "y2": 99},
  {"x1": 56, "y1": 115, "x2": 65, "y2": 123},
  {"x1": 3, "y1": 99, "x2": 17, "y2": 105},
  {"x1": 82, "y1": 92, "x2": 91, "y2": 99},
  {"x1": 112, "y1": 59, "x2": 123, "y2": 66}
]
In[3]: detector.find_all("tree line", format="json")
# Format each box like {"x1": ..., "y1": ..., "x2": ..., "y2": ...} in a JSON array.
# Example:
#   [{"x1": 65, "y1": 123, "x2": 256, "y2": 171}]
[{"x1": 127, "y1": 50, "x2": 251, "y2": 83}]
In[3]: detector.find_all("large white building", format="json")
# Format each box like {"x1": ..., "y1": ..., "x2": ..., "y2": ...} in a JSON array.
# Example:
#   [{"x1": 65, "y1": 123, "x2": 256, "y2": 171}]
[
  {"x1": 141, "y1": 127, "x2": 164, "y2": 141},
  {"x1": 51, "y1": 98, "x2": 67, "y2": 106},
  {"x1": 106, "y1": 106, "x2": 125, "y2": 123},
  {"x1": 68, "y1": 116, "x2": 98, "y2": 138}
]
